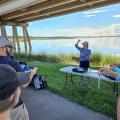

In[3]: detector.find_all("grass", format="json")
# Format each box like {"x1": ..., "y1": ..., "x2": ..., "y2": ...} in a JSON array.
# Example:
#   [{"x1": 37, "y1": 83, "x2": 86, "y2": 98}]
[
  {"x1": 14, "y1": 52, "x2": 120, "y2": 119},
  {"x1": 17, "y1": 58, "x2": 117, "y2": 119}
]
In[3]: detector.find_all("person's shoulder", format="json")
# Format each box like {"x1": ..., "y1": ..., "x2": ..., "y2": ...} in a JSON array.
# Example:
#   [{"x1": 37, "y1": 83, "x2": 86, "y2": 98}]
[
  {"x1": 5, "y1": 57, "x2": 17, "y2": 63},
  {"x1": 0, "y1": 56, "x2": 12, "y2": 62},
  {"x1": 0, "y1": 56, "x2": 22, "y2": 71},
  {"x1": 1, "y1": 56, "x2": 19, "y2": 65},
  {"x1": 9, "y1": 60, "x2": 22, "y2": 72}
]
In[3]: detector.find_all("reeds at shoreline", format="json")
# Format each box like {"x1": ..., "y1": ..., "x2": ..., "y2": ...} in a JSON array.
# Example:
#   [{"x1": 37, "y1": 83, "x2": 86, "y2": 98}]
[{"x1": 14, "y1": 52, "x2": 120, "y2": 67}]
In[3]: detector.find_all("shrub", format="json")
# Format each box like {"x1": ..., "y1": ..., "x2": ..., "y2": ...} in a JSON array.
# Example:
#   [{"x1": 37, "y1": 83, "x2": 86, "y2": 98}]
[
  {"x1": 14, "y1": 52, "x2": 120, "y2": 67},
  {"x1": 90, "y1": 52, "x2": 102, "y2": 66}
]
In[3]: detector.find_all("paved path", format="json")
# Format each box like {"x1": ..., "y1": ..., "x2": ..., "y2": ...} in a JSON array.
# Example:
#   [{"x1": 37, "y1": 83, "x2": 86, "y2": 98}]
[{"x1": 22, "y1": 88, "x2": 113, "y2": 120}]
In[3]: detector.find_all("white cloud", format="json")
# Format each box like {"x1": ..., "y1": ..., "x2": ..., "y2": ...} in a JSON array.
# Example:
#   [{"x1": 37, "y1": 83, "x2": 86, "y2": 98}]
[
  {"x1": 111, "y1": 23, "x2": 120, "y2": 27},
  {"x1": 111, "y1": 8, "x2": 120, "y2": 12},
  {"x1": 83, "y1": 9, "x2": 109, "y2": 18},
  {"x1": 113, "y1": 14, "x2": 120, "y2": 18},
  {"x1": 84, "y1": 10, "x2": 109, "y2": 15},
  {"x1": 40, "y1": 23, "x2": 120, "y2": 37},
  {"x1": 83, "y1": 14, "x2": 95, "y2": 18}
]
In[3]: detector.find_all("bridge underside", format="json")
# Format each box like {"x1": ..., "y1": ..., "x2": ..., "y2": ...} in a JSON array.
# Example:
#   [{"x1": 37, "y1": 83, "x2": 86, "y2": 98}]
[
  {"x1": 0, "y1": 0, "x2": 120, "y2": 22},
  {"x1": 0, "y1": 0, "x2": 120, "y2": 56}
]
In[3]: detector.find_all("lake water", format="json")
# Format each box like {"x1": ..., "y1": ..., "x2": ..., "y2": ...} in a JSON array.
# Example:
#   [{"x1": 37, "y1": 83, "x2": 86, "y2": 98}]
[{"x1": 20, "y1": 37, "x2": 120, "y2": 56}]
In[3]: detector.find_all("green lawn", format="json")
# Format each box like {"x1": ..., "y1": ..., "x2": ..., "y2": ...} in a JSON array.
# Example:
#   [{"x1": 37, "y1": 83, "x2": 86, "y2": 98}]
[{"x1": 25, "y1": 60, "x2": 117, "y2": 119}]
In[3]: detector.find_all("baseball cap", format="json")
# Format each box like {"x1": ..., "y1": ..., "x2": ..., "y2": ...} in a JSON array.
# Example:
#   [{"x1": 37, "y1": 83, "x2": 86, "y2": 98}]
[
  {"x1": 0, "y1": 36, "x2": 11, "y2": 48},
  {"x1": 0, "y1": 64, "x2": 30, "y2": 101},
  {"x1": 82, "y1": 41, "x2": 89, "y2": 45}
]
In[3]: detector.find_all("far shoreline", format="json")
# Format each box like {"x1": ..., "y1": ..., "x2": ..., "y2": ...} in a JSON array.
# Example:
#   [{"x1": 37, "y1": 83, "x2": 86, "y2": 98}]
[{"x1": 7, "y1": 35, "x2": 120, "y2": 41}]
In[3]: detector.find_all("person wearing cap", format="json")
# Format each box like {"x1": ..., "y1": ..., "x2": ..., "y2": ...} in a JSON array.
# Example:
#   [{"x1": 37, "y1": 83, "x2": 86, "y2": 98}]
[
  {"x1": 0, "y1": 64, "x2": 29, "y2": 120},
  {"x1": 6, "y1": 43, "x2": 14, "y2": 59},
  {"x1": 75, "y1": 39, "x2": 91, "y2": 69},
  {"x1": 0, "y1": 36, "x2": 36, "y2": 120}
]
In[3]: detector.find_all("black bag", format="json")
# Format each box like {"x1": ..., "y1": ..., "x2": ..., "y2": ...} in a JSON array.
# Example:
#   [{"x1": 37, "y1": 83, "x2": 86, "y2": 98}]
[
  {"x1": 72, "y1": 67, "x2": 88, "y2": 73},
  {"x1": 30, "y1": 74, "x2": 47, "y2": 90},
  {"x1": 19, "y1": 62, "x2": 47, "y2": 89},
  {"x1": 104, "y1": 75, "x2": 116, "y2": 80}
]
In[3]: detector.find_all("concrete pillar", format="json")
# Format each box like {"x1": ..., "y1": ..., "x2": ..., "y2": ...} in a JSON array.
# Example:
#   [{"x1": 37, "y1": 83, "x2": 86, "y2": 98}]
[{"x1": 12, "y1": 25, "x2": 16, "y2": 53}]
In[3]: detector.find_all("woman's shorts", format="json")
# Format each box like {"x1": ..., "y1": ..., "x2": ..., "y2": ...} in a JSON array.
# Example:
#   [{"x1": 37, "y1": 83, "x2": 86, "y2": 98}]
[{"x1": 80, "y1": 60, "x2": 90, "y2": 69}]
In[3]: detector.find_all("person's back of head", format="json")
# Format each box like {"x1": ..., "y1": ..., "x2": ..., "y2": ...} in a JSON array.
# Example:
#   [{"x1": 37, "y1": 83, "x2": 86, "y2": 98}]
[
  {"x1": 0, "y1": 88, "x2": 20, "y2": 113},
  {"x1": 0, "y1": 88, "x2": 20, "y2": 120},
  {"x1": 0, "y1": 64, "x2": 30, "y2": 120}
]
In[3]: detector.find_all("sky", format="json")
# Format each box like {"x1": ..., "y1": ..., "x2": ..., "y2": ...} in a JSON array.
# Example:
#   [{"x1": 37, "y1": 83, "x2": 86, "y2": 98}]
[{"x1": 6, "y1": 3, "x2": 120, "y2": 37}]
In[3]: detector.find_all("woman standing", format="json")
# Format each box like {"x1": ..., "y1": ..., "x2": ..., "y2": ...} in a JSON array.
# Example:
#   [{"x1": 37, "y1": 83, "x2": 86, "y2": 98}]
[{"x1": 75, "y1": 39, "x2": 91, "y2": 69}]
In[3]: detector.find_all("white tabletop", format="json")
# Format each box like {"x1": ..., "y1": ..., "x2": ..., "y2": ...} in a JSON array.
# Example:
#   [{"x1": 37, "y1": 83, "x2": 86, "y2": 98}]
[{"x1": 60, "y1": 66, "x2": 120, "y2": 83}]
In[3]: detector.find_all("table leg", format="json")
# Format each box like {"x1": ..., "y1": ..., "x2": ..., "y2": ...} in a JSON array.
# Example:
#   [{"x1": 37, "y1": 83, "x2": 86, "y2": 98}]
[
  {"x1": 112, "y1": 83, "x2": 119, "y2": 97},
  {"x1": 114, "y1": 83, "x2": 119, "y2": 97},
  {"x1": 63, "y1": 73, "x2": 76, "y2": 89},
  {"x1": 80, "y1": 77, "x2": 90, "y2": 88},
  {"x1": 113, "y1": 83, "x2": 116, "y2": 97},
  {"x1": 70, "y1": 74, "x2": 74, "y2": 84},
  {"x1": 87, "y1": 77, "x2": 90, "y2": 88},
  {"x1": 116, "y1": 83, "x2": 119, "y2": 96},
  {"x1": 98, "y1": 78, "x2": 100, "y2": 89},
  {"x1": 81, "y1": 76, "x2": 83, "y2": 86},
  {"x1": 63, "y1": 73, "x2": 68, "y2": 89},
  {"x1": 70, "y1": 74, "x2": 76, "y2": 87}
]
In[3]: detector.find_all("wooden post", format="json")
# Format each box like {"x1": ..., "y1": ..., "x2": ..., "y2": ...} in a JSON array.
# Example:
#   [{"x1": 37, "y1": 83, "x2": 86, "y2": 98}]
[
  {"x1": 22, "y1": 26, "x2": 27, "y2": 57},
  {"x1": 24, "y1": 26, "x2": 32, "y2": 55},
  {"x1": 12, "y1": 25, "x2": 16, "y2": 53},
  {"x1": 13, "y1": 25, "x2": 21, "y2": 57},
  {"x1": 1, "y1": 25, "x2": 7, "y2": 39}
]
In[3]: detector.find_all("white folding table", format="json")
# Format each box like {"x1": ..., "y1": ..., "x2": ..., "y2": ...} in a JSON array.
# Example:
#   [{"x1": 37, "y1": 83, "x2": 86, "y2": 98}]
[{"x1": 60, "y1": 66, "x2": 119, "y2": 96}]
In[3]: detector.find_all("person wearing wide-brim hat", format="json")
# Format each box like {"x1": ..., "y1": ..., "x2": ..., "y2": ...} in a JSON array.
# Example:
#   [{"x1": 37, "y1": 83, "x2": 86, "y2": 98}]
[{"x1": 75, "y1": 39, "x2": 91, "y2": 69}]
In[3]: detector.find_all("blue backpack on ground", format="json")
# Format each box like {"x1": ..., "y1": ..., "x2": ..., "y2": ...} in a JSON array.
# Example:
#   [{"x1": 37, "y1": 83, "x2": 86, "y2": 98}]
[
  {"x1": 19, "y1": 61, "x2": 47, "y2": 90},
  {"x1": 19, "y1": 61, "x2": 34, "y2": 72}
]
